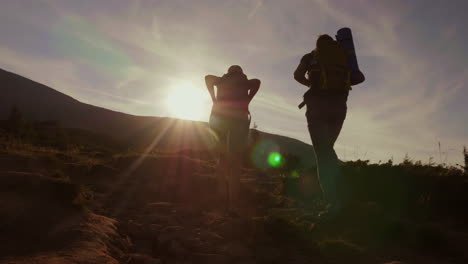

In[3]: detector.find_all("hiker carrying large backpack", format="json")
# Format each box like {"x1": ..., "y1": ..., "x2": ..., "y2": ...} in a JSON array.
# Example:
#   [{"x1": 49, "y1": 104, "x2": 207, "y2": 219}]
[
  {"x1": 205, "y1": 65, "x2": 261, "y2": 211},
  {"x1": 294, "y1": 32, "x2": 365, "y2": 218}
]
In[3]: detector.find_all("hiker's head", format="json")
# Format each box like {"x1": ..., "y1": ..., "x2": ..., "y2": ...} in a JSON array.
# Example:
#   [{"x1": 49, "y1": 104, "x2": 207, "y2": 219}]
[
  {"x1": 222, "y1": 65, "x2": 247, "y2": 81},
  {"x1": 316, "y1": 34, "x2": 335, "y2": 49},
  {"x1": 227, "y1": 65, "x2": 243, "y2": 74}
]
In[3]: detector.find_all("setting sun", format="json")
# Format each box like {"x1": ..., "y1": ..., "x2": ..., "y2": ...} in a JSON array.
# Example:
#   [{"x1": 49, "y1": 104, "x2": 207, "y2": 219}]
[{"x1": 165, "y1": 82, "x2": 210, "y2": 121}]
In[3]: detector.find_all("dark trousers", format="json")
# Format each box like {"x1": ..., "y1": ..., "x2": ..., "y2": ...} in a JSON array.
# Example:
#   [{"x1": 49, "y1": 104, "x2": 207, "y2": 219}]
[{"x1": 306, "y1": 98, "x2": 347, "y2": 210}]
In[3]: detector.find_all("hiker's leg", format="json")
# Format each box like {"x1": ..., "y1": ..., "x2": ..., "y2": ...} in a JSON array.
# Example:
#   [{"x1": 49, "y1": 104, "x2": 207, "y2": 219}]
[
  {"x1": 220, "y1": 128, "x2": 237, "y2": 211},
  {"x1": 328, "y1": 104, "x2": 347, "y2": 147},
  {"x1": 210, "y1": 114, "x2": 229, "y2": 205},
  {"x1": 305, "y1": 96, "x2": 347, "y2": 216},
  {"x1": 219, "y1": 129, "x2": 232, "y2": 209},
  {"x1": 227, "y1": 115, "x2": 250, "y2": 210},
  {"x1": 307, "y1": 106, "x2": 342, "y2": 211},
  {"x1": 320, "y1": 125, "x2": 341, "y2": 212},
  {"x1": 326, "y1": 109, "x2": 347, "y2": 210},
  {"x1": 328, "y1": 102, "x2": 347, "y2": 195},
  {"x1": 309, "y1": 123, "x2": 339, "y2": 206}
]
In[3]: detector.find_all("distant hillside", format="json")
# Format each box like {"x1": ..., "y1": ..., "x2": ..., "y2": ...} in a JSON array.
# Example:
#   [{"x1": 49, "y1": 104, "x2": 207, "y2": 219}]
[
  {"x1": 0, "y1": 68, "x2": 315, "y2": 167},
  {"x1": 0, "y1": 68, "x2": 160, "y2": 139}
]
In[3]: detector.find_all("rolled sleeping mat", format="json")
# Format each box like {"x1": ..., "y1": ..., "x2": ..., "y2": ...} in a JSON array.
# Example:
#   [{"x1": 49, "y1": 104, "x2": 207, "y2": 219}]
[{"x1": 336, "y1": 27, "x2": 365, "y2": 85}]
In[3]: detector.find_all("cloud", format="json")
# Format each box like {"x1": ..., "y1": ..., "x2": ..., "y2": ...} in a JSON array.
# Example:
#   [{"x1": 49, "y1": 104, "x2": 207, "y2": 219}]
[
  {"x1": 248, "y1": 0, "x2": 264, "y2": 19},
  {"x1": 0, "y1": 44, "x2": 165, "y2": 116}
]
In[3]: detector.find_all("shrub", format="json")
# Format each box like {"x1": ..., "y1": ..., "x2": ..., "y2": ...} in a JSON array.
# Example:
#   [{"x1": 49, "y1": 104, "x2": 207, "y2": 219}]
[{"x1": 464, "y1": 146, "x2": 468, "y2": 174}]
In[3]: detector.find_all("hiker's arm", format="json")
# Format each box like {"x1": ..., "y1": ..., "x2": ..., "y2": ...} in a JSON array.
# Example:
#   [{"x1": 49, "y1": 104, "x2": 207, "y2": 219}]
[
  {"x1": 248, "y1": 79, "x2": 261, "y2": 102},
  {"x1": 294, "y1": 53, "x2": 314, "y2": 87},
  {"x1": 205, "y1": 75, "x2": 220, "y2": 103},
  {"x1": 294, "y1": 62, "x2": 310, "y2": 87}
]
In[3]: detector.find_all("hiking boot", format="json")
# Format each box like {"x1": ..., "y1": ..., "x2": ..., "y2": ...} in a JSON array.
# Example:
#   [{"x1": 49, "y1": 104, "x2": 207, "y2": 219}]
[
  {"x1": 317, "y1": 209, "x2": 339, "y2": 222},
  {"x1": 317, "y1": 203, "x2": 342, "y2": 222}
]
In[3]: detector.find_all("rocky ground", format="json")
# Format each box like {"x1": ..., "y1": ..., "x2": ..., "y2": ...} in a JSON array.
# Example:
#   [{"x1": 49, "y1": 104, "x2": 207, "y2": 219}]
[
  {"x1": 96, "y1": 155, "x2": 317, "y2": 264},
  {"x1": 1, "y1": 140, "x2": 468, "y2": 264}
]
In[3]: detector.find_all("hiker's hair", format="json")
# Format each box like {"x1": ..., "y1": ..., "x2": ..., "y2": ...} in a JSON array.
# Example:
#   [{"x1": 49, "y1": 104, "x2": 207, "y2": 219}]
[
  {"x1": 316, "y1": 34, "x2": 335, "y2": 49},
  {"x1": 227, "y1": 65, "x2": 243, "y2": 74}
]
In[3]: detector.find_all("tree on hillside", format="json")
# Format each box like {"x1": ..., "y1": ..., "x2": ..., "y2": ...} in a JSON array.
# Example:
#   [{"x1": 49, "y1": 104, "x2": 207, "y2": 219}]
[
  {"x1": 7, "y1": 105, "x2": 23, "y2": 134},
  {"x1": 464, "y1": 146, "x2": 468, "y2": 174},
  {"x1": 250, "y1": 122, "x2": 260, "y2": 146}
]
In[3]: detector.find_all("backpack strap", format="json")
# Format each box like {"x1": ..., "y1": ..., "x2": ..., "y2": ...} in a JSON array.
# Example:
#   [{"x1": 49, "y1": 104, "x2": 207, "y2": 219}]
[{"x1": 345, "y1": 71, "x2": 352, "y2": 91}]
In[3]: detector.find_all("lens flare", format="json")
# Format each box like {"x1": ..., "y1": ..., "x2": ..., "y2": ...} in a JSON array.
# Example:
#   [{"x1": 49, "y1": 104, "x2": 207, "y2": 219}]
[
  {"x1": 250, "y1": 140, "x2": 280, "y2": 169},
  {"x1": 291, "y1": 170, "x2": 300, "y2": 179},
  {"x1": 268, "y1": 152, "x2": 283, "y2": 168}
]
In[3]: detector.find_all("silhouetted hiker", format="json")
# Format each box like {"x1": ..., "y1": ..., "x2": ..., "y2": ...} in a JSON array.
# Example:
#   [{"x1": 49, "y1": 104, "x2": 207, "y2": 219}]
[
  {"x1": 294, "y1": 34, "x2": 362, "y2": 218},
  {"x1": 205, "y1": 65, "x2": 260, "y2": 210}
]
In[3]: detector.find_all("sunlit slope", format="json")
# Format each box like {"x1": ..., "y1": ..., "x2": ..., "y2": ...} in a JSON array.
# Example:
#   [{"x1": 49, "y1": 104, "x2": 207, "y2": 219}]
[{"x1": 0, "y1": 68, "x2": 315, "y2": 165}]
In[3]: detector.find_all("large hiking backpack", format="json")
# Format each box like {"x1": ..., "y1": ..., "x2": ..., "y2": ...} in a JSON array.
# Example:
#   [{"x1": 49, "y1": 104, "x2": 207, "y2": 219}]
[
  {"x1": 336, "y1": 27, "x2": 365, "y2": 85},
  {"x1": 307, "y1": 40, "x2": 351, "y2": 92}
]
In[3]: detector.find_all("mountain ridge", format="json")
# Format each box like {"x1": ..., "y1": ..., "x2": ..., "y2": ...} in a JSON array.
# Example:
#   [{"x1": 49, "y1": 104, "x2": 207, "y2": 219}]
[{"x1": 0, "y1": 68, "x2": 315, "y2": 167}]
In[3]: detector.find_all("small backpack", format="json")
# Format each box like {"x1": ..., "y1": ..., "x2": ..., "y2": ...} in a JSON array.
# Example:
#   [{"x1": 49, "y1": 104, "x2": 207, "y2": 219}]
[
  {"x1": 216, "y1": 72, "x2": 250, "y2": 107},
  {"x1": 307, "y1": 40, "x2": 351, "y2": 91}
]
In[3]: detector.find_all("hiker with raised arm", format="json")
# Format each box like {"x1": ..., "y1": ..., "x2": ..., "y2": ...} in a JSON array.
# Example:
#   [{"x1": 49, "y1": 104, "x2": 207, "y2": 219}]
[
  {"x1": 294, "y1": 28, "x2": 364, "y2": 218},
  {"x1": 205, "y1": 65, "x2": 260, "y2": 211}
]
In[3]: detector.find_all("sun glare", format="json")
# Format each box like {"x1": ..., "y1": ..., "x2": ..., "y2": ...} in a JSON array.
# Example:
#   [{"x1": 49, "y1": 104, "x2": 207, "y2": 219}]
[{"x1": 166, "y1": 82, "x2": 210, "y2": 121}]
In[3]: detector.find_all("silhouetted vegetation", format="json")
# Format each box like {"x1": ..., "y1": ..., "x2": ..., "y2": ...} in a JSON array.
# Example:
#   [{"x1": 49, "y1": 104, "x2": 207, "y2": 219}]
[
  {"x1": 464, "y1": 146, "x2": 468, "y2": 174},
  {"x1": 339, "y1": 159, "x2": 467, "y2": 220},
  {"x1": 1, "y1": 106, "x2": 123, "y2": 154},
  {"x1": 274, "y1": 156, "x2": 468, "y2": 262},
  {"x1": 6, "y1": 105, "x2": 24, "y2": 133}
]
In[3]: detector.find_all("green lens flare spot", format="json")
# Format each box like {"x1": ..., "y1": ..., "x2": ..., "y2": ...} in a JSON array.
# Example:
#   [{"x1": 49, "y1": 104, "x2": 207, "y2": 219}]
[
  {"x1": 291, "y1": 170, "x2": 300, "y2": 179},
  {"x1": 268, "y1": 152, "x2": 283, "y2": 167}
]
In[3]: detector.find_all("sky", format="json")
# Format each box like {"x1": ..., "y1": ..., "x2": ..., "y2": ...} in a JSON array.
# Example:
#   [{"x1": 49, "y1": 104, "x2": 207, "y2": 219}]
[{"x1": 1, "y1": 0, "x2": 467, "y2": 165}]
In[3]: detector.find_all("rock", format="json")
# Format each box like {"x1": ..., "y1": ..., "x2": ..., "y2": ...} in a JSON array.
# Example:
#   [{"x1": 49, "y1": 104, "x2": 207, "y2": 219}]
[
  {"x1": 161, "y1": 225, "x2": 185, "y2": 234},
  {"x1": 254, "y1": 244, "x2": 283, "y2": 263},
  {"x1": 216, "y1": 219, "x2": 250, "y2": 240},
  {"x1": 268, "y1": 208, "x2": 302, "y2": 221},
  {"x1": 146, "y1": 202, "x2": 174, "y2": 214},
  {"x1": 128, "y1": 253, "x2": 162, "y2": 264},
  {"x1": 202, "y1": 211, "x2": 225, "y2": 226},
  {"x1": 177, "y1": 206, "x2": 199, "y2": 218},
  {"x1": 148, "y1": 224, "x2": 162, "y2": 235},
  {"x1": 250, "y1": 216, "x2": 267, "y2": 238},
  {"x1": 147, "y1": 214, "x2": 173, "y2": 225},
  {"x1": 197, "y1": 230, "x2": 224, "y2": 244},
  {"x1": 157, "y1": 226, "x2": 185, "y2": 244},
  {"x1": 168, "y1": 239, "x2": 187, "y2": 256},
  {"x1": 126, "y1": 221, "x2": 149, "y2": 239},
  {"x1": 153, "y1": 225, "x2": 189, "y2": 257},
  {"x1": 147, "y1": 201, "x2": 173, "y2": 207},
  {"x1": 297, "y1": 220, "x2": 316, "y2": 232},
  {"x1": 223, "y1": 241, "x2": 253, "y2": 258},
  {"x1": 297, "y1": 212, "x2": 318, "y2": 222},
  {"x1": 190, "y1": 253, "x2": 231, "y2": 264},
  {"x1": 318, "y1": 239, "x2": 364, "y2": 263},
  {"x1": 181, "y1": 237, "x2": 206, "y2": 252},
  {"x1": 235, "y1": 260, "x2": 256, "y2": 264}
]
